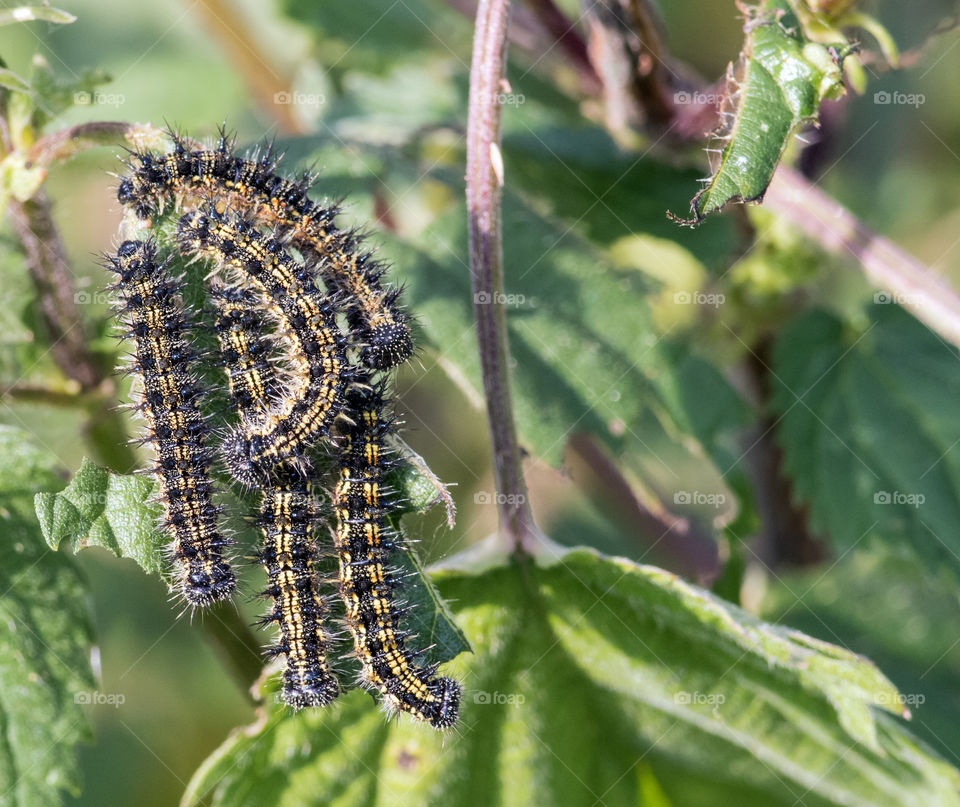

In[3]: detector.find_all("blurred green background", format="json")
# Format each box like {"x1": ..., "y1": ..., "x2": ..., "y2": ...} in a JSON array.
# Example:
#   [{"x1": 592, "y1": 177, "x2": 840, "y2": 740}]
[{"x1": 0, "y1": 1, "x2": 959, "y2": 804}]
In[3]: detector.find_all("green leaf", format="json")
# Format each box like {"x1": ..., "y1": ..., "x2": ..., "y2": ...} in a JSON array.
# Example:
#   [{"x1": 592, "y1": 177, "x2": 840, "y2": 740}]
[
  {"x1": 683, "y1": 0, "x2": 846, "y2": 222},
  {"x1": 387, "y1": 539, "x2": 470, "y2": 667},
  {"x1": 388, "y1": 437, "x2": 457, "y2": 519},
  {"x1": 760, "y1": 546, "x2": 960, "y2": 764},
  {"x1": 24, "y1": 60, "x2": 111, "y2": 132},
  {"x1": 384, "y1": 192, "x2": 737, "y2": 530},
  {"x1": 771, "y1": 305, "x2": 960, "y2": 576},
  {"x1": 0, "y1": 426, "x2": 94, "y2": 806},
  {"x1": 281, "y1": 0, "x2": 469, "y2": 76},
  {"x1": 184, "y1": 546, "x2": 960, "y2": 806},
  {"x1": 34, "y1": 457, "x2": 167, "y2": 578},
  {"x1": 503, "y1": 128, "x2": 736, "y2": 268},
  {"x1": 0, "y1": 7, "x2": 75, "y2": 26},
  {"x1": 0, "y1": 237, "x2": 48, "y2": 385}
]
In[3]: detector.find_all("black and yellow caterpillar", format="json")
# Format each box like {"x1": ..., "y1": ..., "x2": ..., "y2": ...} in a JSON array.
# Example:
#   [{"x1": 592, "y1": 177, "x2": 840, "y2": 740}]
[
  {"x1": 110, "y1": 131, "x2": 459, "y2": 727},
  {"x1": 119, "y1": 129, "x2": 413, "y2": 371},
  {"x1": 106, "y1": 239, "x2": 235, "y2": 607}
]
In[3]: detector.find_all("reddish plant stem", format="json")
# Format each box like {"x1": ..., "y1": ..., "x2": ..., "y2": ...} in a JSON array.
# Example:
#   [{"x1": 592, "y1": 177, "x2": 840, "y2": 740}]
[
  {"x1": 524, "y1": 0, "x2": 602, "y2": 92},
  {"x1": 568, "y1": 435, "x2": 720, "y2": 582},
  {"x1": 581, "y1": 0, "x2": 673, "y2": 133},
  {"x1": 7, "y1": 193, "x2": 102, "y2": 391},
  {"x1": 467, "y1": 0, "x2": 537, "y2": 553},
  {"x1": 766, "y1": 167, "x2": 960, "y2": 350},
  {"x1": 26, "y1": 121, "x2": 132, "y2": 169}
]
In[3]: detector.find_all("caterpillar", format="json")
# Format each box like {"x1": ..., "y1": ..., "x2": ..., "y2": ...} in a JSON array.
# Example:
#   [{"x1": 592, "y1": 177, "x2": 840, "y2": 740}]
[
  {"x1": 108, "y1": 129, "x2": 461, "y2": 725},
  {"x1": 334, "y1": 373, "x2": 461, "y2": 729},
  {"x1": 257, "y1": 474, "x2": 340, "y2": 708},
  {"x1": 106, "y1": 239, "x2": 235, "y2": 607},
  {"x1": 116, "y1": 130, "x2": 413, "y2": 371},
  {"x1": 211, "y1": 283, "x2": 279, "y2": 419},
  {"x1": 176, "y1": 209, "x2": 350, "y2": 486},
  {"x1": 212, "y1": 282, "x2": 340, "y2": 707}
]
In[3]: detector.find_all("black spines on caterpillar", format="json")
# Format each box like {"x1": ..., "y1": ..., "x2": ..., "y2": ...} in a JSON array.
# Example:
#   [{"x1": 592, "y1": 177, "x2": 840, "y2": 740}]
[
  {"x1": 176, "y1": 209, "x2": 349, "y2": 486},
  {"x1": 333, "y1": 373, "x2": 461, "y2": 729},
  {"x1": 312, "y1": 234, "x2": 414, "y2": 372},
  {"x1": 211, "y1": 283, "x2": 279, "y2": 420},
  {"x1": 257, "y1": 473, "x2": 340, "y2": 708},
  {"x1": 106, "y1": 239, "x2": 235, "y2": 607},
  {"x1": 116, "y1": 129, "x2": 413, "y2": 370}
]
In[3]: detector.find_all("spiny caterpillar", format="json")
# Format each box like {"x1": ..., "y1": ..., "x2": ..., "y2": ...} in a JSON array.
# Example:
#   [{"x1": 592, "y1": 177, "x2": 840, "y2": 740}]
[
  {"x1": 211, "y1": 283, "x2": 279, "y2": 419},
  {"x1": 257, "y1": 475, "x2": 340, "y2": 708},
  {"x1": 116, "y1": 129, "x2": 413, "y2": 370},
  {"x1": 213, "y1": 284, "x2": 339, "y2": 707},
  {"x1": 109, "y1": 130, "x2": 461, "y2": 728},
  {"x1": 334, "y1": 374, "x2": 461, "y2": 728},
  {"x1": 176, "y1": 209, "x2": 349, "y2": 486},
  {"x1": 106, "y1": 239, "x2": 235, "y2": 607}
]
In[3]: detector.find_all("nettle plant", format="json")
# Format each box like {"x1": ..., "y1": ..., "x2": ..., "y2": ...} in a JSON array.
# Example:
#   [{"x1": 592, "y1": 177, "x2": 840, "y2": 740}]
[{"x1": 1, "y1": 1, "x2": 959, "y2": 805}]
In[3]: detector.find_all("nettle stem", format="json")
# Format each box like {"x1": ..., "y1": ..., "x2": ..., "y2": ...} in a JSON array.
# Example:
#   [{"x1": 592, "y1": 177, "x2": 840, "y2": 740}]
[
  {"x1": 766, "y1": 166, "x2": 960, "y2": 350},
  {"x1": 466, "y1": 0, "x2": 537, "y2": 554}
]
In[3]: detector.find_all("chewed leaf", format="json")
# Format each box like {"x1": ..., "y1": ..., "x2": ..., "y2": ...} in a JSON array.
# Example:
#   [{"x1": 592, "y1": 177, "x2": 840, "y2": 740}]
[
  {"x1": 388, "y1": 433, "x2": 457, "y2": 525},
  {"x1": 35, "y1": 457, "x2": 169, "y2": 579},
  {"x1": 680, "y1": 0, "x2": 847, "y2": 223}
]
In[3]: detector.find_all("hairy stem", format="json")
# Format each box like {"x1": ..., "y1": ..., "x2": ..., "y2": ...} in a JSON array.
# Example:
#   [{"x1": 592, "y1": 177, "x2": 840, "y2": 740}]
[{"x1": 467, "y1": 0, "x2": 537, "y2": 553}]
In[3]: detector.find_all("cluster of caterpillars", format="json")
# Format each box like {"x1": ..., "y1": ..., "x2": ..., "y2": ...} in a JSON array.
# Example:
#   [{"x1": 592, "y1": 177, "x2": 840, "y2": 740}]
[{"x1": 107, "y1": 129, "x2": 460, "y2": 729}]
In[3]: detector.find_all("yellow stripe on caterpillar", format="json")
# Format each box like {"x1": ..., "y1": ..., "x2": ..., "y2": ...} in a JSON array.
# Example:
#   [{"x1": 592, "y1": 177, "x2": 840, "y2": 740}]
[
  {"x1": 257, "y1": 474, "x2": 339, "y2": 708},
  {"x1": 333, "y1": 375, "x2": 460, "y2": 729}
]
